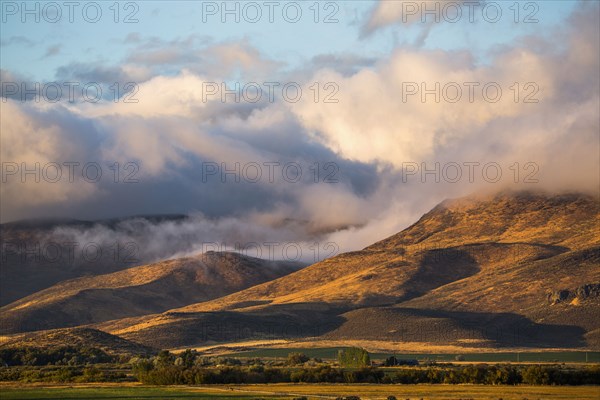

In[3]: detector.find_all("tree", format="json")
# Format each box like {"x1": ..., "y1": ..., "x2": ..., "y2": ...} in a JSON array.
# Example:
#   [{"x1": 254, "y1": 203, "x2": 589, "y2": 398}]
[
  {"x1": 384, "y1": 356, "x2": 397, "y2": 366},
  {"x1": 179, "y1": 349, "x2": 197, "y2": 368},
  {"x1": 287, "y1": 352, "x2": 309, "y2": 365},
  {"x1": 154, "y1": 350, "x2": 174, "y2": 368},
  {"x1": 522, "y1": 365, "x2": 550, "y2": 385},
  {"x1": 337, "y1": 347, "x2": 370, "y2": 368}
]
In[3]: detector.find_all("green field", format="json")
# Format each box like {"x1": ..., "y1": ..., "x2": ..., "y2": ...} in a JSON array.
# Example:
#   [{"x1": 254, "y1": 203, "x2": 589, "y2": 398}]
[
  {"x1": 226, "y1": 347, "x2": 600, "y2": 363},
  {"x1": 0, "y1": 385, "x2": 272, "y2": 399},
  {"x1": 0, "y1": 384, "x2": 599, "y2": 400}
]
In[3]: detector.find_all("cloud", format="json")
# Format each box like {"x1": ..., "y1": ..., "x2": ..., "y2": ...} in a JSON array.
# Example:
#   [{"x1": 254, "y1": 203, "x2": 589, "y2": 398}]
[
  {"x1": 0, "y1": 69, "x2": 31, "y2": 100},
  {"x1": 361, "y1": 0, "x2": 489, "y2": 39},
  {"x1": 0, "y1": 102, "x2": 102, "y2": 210},
  {"x1": 48, "y1": 37, "x2": 283, "y2": 96},
  {"x1": 42, "y1": 214, "x2": 331, "y2": 265},
  {"x1": 293, "y1": 2, "x2": 598, "y2": 195},
  {"x1": 0, "y1": 36, "x2": 35, "y2": 47},
  {"x1": 292, "y1": 48, "x2": 551, "y2": 165},
  {"x1": 309, "y1": 54, "x2": 378, "y2": 77},
  {"x1": 0, "y1": 73, "x2": 387, "y2": 247},
  {"x1": 55, "y1": 62, "x2": 153, "y2": 87},
  {"x1": 123, "y1": 32, "x2": 142, "y2": 44},
  {"x1": 42, "y1": 45, "x2": 61, "y2": 59},
  {"x1": 124, "y1": 36, "x2": 283, "y2": 80},
  {"x1": 361, "y1": 0, "x2": 448, "y2": 39},
  {"x1": 1, "y1": 2, "x2": 598, "y2": 258}
]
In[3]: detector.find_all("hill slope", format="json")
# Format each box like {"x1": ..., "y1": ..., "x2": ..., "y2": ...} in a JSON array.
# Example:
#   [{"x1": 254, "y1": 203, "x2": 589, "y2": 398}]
[
  {"x1": 95, "y1": 191, "x2": 600, "y2": 350},
  {"x1": 0, "y1": 327, "x2": 156, "y2": 356},
  {"x1": 0, "y1": 252, "x2": 302, "y2": 334},
  {"x1": 0, "y1": 215, "x2": 187, "y2": 305}
]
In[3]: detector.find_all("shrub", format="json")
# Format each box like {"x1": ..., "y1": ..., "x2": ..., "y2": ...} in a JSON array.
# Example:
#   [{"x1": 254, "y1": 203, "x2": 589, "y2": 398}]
[{"x1": 287, "y1": 352, "x2": 309, "y2": 365}]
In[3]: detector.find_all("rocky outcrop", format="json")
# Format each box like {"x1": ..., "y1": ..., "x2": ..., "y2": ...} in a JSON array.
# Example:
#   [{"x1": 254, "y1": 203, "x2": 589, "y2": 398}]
[{"x1": 548, "y1": 283, "x2": 600, "y2": 304}]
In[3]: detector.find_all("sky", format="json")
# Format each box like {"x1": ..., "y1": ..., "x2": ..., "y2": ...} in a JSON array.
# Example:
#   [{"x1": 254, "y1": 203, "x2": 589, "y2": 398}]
[{"x1": 1, "y1": 0, "x2": 599, "y2": 262}]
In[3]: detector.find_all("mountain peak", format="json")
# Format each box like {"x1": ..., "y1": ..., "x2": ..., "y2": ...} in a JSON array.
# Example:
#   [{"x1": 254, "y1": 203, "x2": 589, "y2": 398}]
[{"x1": 369, "y1": 190, "x2": 599, "y2": 251}]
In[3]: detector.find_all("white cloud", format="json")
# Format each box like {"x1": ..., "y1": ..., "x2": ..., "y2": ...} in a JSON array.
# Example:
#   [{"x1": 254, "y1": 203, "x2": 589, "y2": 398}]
[
  {"x1": 2, "y1": 2, "x2": 598, "y2": 257},
  {"x1": 291, "y1": 47, "x2": 554, "y2": 166}
]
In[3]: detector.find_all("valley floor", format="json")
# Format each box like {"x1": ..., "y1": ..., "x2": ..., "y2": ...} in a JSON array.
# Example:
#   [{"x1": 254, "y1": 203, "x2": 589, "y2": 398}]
[{"x1": 0, "y1": 383, "x2": 599, "y2": 400}]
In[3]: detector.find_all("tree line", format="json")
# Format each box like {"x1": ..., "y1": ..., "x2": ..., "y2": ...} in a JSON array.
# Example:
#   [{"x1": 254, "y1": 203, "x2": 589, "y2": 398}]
[
  {"x1": 134, "y1": 364, "x2": 600, "y2": 385},
  {"x1": 1, "y1": 347, "x2": 599, "y2": 385},
  {"x1": 0, "y1": 346, "x2": 114, "y2": 366},
  {"x1": 133, "y1": 350, "x2": 600, "y2": 385}
]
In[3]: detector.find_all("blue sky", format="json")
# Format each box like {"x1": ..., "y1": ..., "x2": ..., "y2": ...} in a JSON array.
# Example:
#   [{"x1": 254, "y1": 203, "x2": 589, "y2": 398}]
[{"x1": 2, "y1": 1, "x2": 577, "y2": 80}]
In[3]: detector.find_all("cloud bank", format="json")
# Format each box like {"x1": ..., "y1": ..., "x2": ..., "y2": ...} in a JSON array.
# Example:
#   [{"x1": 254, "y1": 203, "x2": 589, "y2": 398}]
[{"x1": 1, "y1": 1, "x2": 598, "y2": 260}]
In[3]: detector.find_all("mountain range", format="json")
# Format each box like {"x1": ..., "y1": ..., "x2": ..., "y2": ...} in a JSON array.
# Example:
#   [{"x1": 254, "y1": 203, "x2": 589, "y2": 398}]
[{"x1": 1, "y1": 191, "x2": 598, "y2": 355}]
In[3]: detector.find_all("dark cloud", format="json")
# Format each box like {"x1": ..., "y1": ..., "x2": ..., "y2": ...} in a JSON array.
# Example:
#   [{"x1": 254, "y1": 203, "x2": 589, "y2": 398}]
[{"x1": 0, "y1": 94, "x2": 386, "y2": 245}]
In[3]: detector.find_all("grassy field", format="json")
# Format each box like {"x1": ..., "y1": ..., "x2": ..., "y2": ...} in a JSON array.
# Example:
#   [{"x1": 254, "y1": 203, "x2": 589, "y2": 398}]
[
  {"x1": 0, "y1": 384, "x2": 599, "y2": 400},
  {"x1": 225, "y1": 347, "x2": 600, "y2": 363},
  {"x1": 0, "y1": 384, "x2": 271, "y2": 399}
]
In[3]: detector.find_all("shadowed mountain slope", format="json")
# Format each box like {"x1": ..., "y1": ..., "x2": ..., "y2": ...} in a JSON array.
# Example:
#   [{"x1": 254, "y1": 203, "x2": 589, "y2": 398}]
[
  {"x1": 0, "y1": 252, "x2": 302, "y2": 334},
  {"x1": 0, "y1": 215, "x2": 187, "y2": 305},
  {"x1": 0, "y1": 327, "x2": 156, "y2": 356},
  {"x1": 92, "y1": 191, "x2": 599, "y2": 350}
]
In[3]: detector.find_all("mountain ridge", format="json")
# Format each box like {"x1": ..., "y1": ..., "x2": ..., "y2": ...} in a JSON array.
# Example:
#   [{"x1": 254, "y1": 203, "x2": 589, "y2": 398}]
[
  {"x1": 89, "y1": 190, "x2": 599, "y2": 350},
  {"x1": 2, "y1": 190, "x2": 597, "y2": 352},
  {"x1": 0, "y1": 252, "x2": 303, "y2": 334}
]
